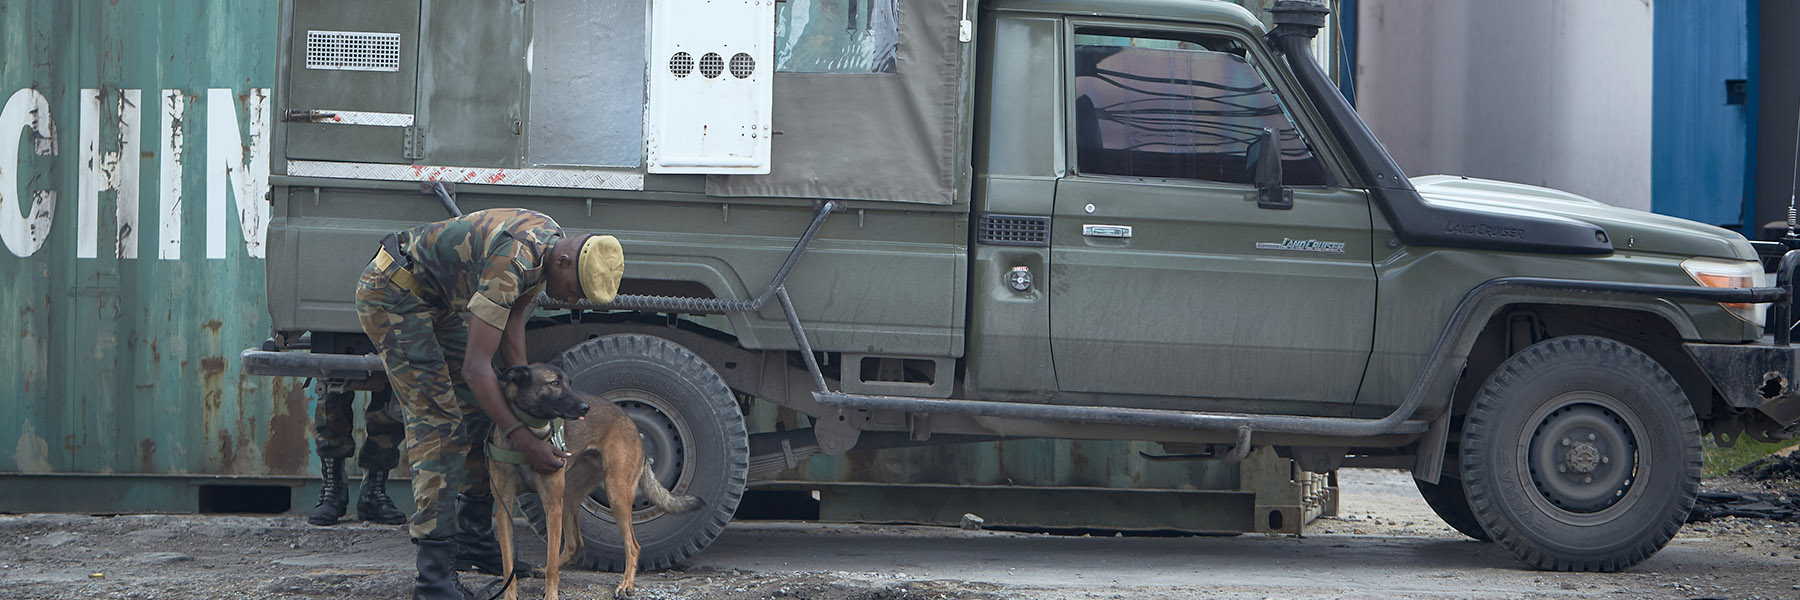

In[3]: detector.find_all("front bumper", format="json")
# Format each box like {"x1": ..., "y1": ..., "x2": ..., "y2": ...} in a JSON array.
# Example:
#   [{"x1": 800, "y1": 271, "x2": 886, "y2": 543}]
[
  {"x1": 1686, "y1": 340, "x2": 1800, "y2": 435},
  {"x1": 1683, "y1": 244, "x2": 1800, "y2": 439}
]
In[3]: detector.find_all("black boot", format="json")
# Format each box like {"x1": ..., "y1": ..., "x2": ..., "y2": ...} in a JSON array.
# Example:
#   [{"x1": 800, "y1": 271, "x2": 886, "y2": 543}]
[
  {"x1": 413, "y1": 538, "x2": 475, "y2": 600},
  {"x1": 307, "y1": 458, "x2": 347, "y2": 526},
  {"x1": 357, "y1": 469, "x2": 408, "y2": 525},
  {"x1": 452, "y1": 493, "x2": 536, "y2": 576}
]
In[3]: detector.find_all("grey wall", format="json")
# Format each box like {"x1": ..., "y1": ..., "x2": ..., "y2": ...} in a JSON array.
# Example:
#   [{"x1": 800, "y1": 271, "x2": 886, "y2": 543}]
[
  {"x1": 1355, "y1": 0, "x2": 1654, "y2": 211},
  {"x1": 527, "y1": 0, "x2": 647, "y2": 168}
]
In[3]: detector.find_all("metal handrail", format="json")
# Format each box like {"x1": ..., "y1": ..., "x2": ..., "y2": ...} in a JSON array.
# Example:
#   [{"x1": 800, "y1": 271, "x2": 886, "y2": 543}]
[
  {"x1": 533, "y1": 201, "x2": 838, "y2": 314},
  {"x1": 1774, "y1": 249, "x2": 1800, "y2": 345}
]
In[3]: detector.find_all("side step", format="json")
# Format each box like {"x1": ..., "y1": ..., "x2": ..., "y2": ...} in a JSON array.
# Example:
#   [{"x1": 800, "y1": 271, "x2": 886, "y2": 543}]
[{"x1": 814, "y1": 392, "x2": 1432, "y2": 437}]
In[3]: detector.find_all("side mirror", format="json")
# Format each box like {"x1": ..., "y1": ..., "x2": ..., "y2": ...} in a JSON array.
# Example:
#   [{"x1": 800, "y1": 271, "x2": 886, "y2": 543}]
[{"x1": 1247, "y1": 128, "x2": 1293, "y2": 210}]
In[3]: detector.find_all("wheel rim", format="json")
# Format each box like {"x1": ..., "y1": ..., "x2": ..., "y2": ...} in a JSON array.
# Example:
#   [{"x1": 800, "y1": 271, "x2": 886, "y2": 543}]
[
  {"x1": 581, "y1": 388, "x2": 693, "y2": 524},
  {"x1": 1517, "y1": 391, "x2": 1645, "y2": 525}
]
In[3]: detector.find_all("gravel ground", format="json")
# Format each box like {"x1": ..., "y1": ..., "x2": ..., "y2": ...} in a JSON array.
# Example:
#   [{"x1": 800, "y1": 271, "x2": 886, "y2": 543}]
[{"x1": 2, "y1": 469, "x2": 1798, "y2": 599}]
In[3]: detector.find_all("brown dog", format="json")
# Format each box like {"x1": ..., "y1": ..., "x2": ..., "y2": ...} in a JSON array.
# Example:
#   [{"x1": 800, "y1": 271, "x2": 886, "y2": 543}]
[{"x1": 489, "y1": 363, "x2": 701, "y2": 599}]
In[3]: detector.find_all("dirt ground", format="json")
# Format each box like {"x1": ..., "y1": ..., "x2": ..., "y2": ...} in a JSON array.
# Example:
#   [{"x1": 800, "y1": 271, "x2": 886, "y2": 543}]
[{"x1": 3, "y1": 469, "x2": 1799, "y2": 600}]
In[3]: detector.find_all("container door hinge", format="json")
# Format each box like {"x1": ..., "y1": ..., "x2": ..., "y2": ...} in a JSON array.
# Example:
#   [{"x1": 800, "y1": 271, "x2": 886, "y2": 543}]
[{"x1": 402, "y1": 125, "x2": 425, "y2": 160}]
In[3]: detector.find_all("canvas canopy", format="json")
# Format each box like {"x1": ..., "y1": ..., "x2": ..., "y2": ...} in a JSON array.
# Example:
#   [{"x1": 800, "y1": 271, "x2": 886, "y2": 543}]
[{"x1": 707, "y1": 0, "x2": 973, "y2": 205}]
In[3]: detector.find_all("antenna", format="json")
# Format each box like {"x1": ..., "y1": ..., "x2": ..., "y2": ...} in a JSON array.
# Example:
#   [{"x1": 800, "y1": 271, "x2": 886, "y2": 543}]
[{"x1": 1786, "y1": 101, "x2": 1800, "y2": 248}]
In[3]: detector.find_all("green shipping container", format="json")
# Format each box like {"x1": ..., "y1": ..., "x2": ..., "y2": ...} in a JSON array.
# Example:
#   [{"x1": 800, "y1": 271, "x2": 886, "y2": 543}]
[{"x1": 0, "y1": 0, "x2": 314, "y2": 512}]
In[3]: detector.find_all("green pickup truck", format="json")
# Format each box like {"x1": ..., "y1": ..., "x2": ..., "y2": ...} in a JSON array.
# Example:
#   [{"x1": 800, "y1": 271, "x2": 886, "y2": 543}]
[{"x1": 246, "y1": 0, "x2": 1800, "y2": 574}]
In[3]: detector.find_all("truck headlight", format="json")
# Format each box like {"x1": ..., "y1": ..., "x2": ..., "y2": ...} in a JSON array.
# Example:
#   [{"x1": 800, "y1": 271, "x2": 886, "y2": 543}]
[{"x1": 1682, "y1": 257, "x2": 1769, "y2": 327}]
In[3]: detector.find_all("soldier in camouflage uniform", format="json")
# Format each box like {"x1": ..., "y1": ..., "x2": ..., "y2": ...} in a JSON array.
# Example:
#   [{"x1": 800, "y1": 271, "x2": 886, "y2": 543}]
[
  {"x1": 355, "y1": 208, "x2": 623, "y2": 600},
  {"x1": 305, "y1": 384, "x2": 407, "y2": 526}
]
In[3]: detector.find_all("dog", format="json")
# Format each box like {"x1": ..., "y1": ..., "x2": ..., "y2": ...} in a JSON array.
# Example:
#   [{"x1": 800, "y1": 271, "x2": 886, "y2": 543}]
[{"x1": 490, "y1": 363, "x2": 701, "y2": 599}]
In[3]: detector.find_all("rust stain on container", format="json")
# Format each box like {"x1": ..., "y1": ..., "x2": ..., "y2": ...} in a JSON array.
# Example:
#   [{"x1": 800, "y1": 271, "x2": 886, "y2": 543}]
[
  {"x1": 262, "y1": 378, "x2": 310, "y2": 474},
  {"x1": 13, "y1": 421, "x2": 53, "y2": 473},
  {"x1": 200, "y1": 356, "x2": 226, "y2": 419},
  {"x1": 138, "y1": 438, "x2": 157, "y2": 473},
  {"x1": 1069, "y1": 440, "x2": 1091, "y2": 477},
  {"x1": 217, "y1": 431, "x2": 236, "y2": 471}
]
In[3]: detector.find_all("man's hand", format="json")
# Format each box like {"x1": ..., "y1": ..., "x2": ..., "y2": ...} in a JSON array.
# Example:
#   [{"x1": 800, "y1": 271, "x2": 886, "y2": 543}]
[{"x1": 509, "y1": 426, "x2": 571, "y2": 474}]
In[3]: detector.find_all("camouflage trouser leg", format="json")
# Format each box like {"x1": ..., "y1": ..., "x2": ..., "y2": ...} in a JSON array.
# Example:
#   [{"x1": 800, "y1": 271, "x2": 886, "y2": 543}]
[
  {"x1": 311, "y1": 385, "x2": 358, "y2": 461},
  {"x1": 433, "y1": 313, "x2": 493, "y2": 499},
  {"x1": 358, "y1": 389, "x2": 404, "y2": 472},
  {"x1": 312, "y1": 383, "x2": 404, "y2": 471},
  {"x1": 356, "y1": 260, "x2": 488, "y2": 540}
]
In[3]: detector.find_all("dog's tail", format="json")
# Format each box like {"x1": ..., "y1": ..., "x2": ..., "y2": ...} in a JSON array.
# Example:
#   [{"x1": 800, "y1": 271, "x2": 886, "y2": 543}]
[{"x1": 638, "y1": 459, "x2": 703, "y2": 513}]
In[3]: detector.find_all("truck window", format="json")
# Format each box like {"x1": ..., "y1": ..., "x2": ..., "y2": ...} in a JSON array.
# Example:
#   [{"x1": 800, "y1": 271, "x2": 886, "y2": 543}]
[
  {"x1": 1072, "y1": 32, "x2": 1327, "y2": 186},
  {"x1": 775, "y1": 0, "x2": 898, "y2": 73}
]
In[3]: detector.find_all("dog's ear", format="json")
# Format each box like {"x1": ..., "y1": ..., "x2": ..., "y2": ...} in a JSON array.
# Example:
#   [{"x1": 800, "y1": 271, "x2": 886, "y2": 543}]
[{"x1": 501, "y1": 365, "x2": 532, "y2": 385}]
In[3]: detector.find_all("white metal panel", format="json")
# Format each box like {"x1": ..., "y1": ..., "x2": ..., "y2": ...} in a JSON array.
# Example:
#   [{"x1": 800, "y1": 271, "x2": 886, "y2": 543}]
[
  {"x1": 645, "y1": 0, "x2": 774, "y2": 174},
  {"x1": 305, "y1": 110, "x2": 415, "y2": 127}
]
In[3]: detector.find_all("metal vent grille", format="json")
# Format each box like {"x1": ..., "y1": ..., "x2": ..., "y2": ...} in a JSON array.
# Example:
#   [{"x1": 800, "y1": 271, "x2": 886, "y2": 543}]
[
  {"x1": 978, "y1": 215, "x2": 1050, "y2": 247},
  {"x1": 730, "y1": 53, "x2": 755, "y2": 78},
  {"x1": 306, "y1": 31, "x2": 402, "y2": 72},
  {"x1": 699, "y1": 52, "x2": 724, "y2": 78},
  {"x1": 670, "y1": 52, "x2": 695, "y2": 77}
]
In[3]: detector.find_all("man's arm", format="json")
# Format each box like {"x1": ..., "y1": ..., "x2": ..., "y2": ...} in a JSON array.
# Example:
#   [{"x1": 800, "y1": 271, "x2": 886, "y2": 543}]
[
  {"x1": 465, "y1": 317, "x2": 568, "y2": 473},
  {"x1": 501, "y1": 294, "x2": 533, "y2": 367}
]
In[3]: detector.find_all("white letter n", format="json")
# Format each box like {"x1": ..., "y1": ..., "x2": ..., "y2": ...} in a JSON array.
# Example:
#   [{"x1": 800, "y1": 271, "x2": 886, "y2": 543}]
[{"x1": 206, "y1": 88, "x2": 269, "y2": 260}]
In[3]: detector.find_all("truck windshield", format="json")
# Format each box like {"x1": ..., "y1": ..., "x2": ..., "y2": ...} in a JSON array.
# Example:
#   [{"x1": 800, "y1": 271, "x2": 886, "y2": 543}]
[{"x1": 1072, "y1": 32, "x2": 1327, "y2": 186}]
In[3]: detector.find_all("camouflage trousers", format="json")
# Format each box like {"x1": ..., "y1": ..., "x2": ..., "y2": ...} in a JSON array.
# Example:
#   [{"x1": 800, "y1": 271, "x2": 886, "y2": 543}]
[
  {"x1": 311, "y1": 384, "x2": 404, "y2": 471},
  {"x1": 355, "y1": 255, "x2": 492, "y2": 540}
]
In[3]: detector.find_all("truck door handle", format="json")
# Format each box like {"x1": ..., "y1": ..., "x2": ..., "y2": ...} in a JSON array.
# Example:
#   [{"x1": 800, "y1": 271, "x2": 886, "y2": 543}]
[{"x1": 1082, "y1": 224, "x2": 1133, "y2": 239}]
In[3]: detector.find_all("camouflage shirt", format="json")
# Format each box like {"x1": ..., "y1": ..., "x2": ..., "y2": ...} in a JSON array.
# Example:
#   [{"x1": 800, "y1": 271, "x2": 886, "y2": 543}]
[{"x1": 399, "y1": 208, "x2": 563, "y2": 329}]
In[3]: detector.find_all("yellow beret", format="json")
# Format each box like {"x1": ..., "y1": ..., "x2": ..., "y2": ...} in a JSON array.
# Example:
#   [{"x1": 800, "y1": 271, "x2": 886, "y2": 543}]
[{"x1": 578, "y1": 235, "x2": 624, "y2": 305}]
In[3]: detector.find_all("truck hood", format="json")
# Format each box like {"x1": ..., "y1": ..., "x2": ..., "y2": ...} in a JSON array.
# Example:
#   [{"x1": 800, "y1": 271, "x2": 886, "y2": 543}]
[{"x1": 1411, "y1": 175, "x2": 1755, "y2": 262}]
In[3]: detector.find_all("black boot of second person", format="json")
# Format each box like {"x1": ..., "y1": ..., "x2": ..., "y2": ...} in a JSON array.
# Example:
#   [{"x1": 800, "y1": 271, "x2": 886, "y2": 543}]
[
  {"x1": 306, "y1": 458, "x2": 348, "y2": 526},
  {"x1": 357, "y1": 468, "x2": 409, "y2": 525}
]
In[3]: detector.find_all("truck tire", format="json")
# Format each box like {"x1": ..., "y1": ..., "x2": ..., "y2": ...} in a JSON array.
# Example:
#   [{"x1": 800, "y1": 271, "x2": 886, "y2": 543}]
[
  {"x1": 1459, "y1": 335, "x2": 1700, "y2": 572},
  {"x1": 1414, "y1": 476, "x2": 1491, "y2": 542},
  {"x1": 520, "y1": 334, "x2": 748, "y2": 573}
]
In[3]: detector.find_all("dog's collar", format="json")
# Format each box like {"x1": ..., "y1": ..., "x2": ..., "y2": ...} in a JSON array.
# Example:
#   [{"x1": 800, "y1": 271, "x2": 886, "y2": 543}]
[
  {"x1": 489, "y1": 408, "x2": 564, "y2": 467},
  {"x1": 511, "y1": 404, "x2": 553, "y2": 431}
]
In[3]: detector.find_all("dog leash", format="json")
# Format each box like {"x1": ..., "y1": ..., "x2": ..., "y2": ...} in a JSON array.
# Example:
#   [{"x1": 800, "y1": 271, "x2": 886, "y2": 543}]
[{"x1": 476, "y1": 570, "x2": 517, "y2": 600}]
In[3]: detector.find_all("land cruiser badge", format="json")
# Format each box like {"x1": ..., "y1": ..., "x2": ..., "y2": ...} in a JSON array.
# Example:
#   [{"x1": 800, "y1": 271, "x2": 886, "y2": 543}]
[{"x1": 1255, "y1": 238, "x2": 1346, "y2": 254}]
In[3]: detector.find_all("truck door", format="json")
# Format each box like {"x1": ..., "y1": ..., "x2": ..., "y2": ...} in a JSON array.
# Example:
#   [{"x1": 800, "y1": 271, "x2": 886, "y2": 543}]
[
  {"x1": 285, "y1": 1, "x2": 422, "y2": 164},
  {"x1": 1049, "y1": 26, "x2": 1376, "y2": 408}
]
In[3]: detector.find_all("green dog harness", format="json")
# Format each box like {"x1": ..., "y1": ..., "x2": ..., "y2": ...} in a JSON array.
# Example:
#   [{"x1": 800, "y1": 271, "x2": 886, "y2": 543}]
[{"x1": 487, "y1": 404, "x2": 565, "y2": 466}]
